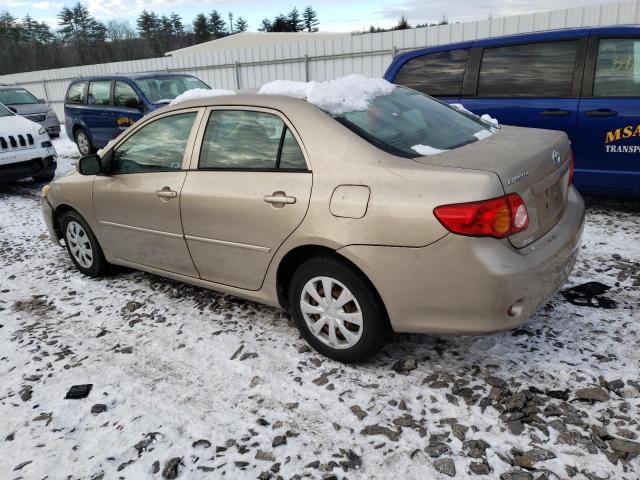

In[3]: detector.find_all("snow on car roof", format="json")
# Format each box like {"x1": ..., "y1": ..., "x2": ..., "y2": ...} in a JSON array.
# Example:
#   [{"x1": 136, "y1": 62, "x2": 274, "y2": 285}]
[
  {"x1": 169, "y1": 88, "x2": 236, "y2": 106},
  {"x1": 258, "y1": 74, "x2": 396, "y2": 116}
]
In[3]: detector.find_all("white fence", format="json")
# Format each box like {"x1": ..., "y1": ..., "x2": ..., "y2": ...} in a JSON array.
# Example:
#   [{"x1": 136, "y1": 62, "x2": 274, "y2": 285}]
[{"x1": 1, "y1": 0, "x2": 639, "y2": 119}]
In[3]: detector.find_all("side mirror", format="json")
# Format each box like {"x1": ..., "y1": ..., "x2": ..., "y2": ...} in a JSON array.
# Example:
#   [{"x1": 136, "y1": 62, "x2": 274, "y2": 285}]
[
  {"x1": 8, "y1": 107, "x2": 17, "y2": 113},
  {"x1": 38, "y1": 98, "x2": 46, "y2": 104},
  {"x1": 77, "y1": 154, "x2": 102, "y2": 175}
]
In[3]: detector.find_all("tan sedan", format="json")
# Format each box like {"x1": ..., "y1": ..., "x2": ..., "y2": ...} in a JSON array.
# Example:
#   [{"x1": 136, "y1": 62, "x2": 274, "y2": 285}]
[{"x1": 41, "y1": 86, "x2": 585, "y2": 362}]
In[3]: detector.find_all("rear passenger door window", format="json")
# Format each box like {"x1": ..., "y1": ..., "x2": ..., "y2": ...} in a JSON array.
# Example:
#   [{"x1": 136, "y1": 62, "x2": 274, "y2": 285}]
[
  {"x1": 478, "y1": 41, "x2": 579, "y2": 97},
  {"x1": 87, "y1": 81, "x2": 112, "y2": 106},
  {"x1": 66, "y1": 82, "x2": 86, "y2": 104},
  {"x1": 394, "y1": 49, "x2": 469, "y2": 97},
  {"x1": 593, "y1": 38, "x2": 640, "y2": 97},
  {"x1": 199, "y1": 110, "x2": 306, "y2": 170}
]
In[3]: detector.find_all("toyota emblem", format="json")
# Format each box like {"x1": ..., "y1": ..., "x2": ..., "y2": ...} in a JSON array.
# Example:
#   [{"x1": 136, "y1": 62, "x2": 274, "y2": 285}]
[{"x1": 552, "y1": 149, "x2": 561, "y2": 165}]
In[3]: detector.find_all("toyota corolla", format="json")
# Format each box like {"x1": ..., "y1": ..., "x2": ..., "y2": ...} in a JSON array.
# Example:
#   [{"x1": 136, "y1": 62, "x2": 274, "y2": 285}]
[{"x1": 41, "y1": 76, "x2": 585, "y2": 362}]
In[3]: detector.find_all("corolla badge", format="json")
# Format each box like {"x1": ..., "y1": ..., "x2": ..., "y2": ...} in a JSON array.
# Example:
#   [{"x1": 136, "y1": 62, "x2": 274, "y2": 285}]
[
  {"x1": 551, "y1": 149, "x2": 561, "y2": 166},
  {"x1": 507, "y1": 171, "x2": 529, "y2": 185}
]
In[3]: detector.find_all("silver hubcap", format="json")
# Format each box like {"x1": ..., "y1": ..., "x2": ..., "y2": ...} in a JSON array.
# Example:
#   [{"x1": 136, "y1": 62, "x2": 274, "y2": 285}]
[
  {"x1": 300, "y1": 276, "x2": 363, "y2": 350},
  {"x1": 77, "y1": 132, "x2": 89, "y2": 154},
  {"x1": 66, "y1": 221, "x2": 93, "y2": 269}
]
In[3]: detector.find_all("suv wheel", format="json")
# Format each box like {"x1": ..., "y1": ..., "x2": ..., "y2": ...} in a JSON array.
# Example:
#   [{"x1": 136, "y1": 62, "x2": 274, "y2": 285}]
[
  {"x1": 289, "y1": 256, "x2": 389, "y2": 363},
  {"x1": 32, "y1": 170, "x2": 55, "y2": 182},
  {"x1": 60, "y1": 211, "x2": 109, "y2": 277},
  {"x1": 75, "y1": 128, "x2": 95, "y2": 156}
]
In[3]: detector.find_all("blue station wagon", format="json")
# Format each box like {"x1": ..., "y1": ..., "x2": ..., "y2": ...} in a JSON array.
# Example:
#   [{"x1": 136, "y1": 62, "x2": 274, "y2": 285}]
[
  {"x1": 64, "y1": 73, "x2": 210, "y2": 156},
  {"x1": 384, "y1": 25, "x2": 640, "y2": 196}
]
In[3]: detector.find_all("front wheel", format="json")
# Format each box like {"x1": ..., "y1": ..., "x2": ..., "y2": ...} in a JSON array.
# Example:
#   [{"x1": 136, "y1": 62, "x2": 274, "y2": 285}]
[
  {"x1": 60, "y1": 211, "x2": 109, "y2": 277},
  {"x1": 289, "y1": 256, "x2": 390, "y2": 363}
]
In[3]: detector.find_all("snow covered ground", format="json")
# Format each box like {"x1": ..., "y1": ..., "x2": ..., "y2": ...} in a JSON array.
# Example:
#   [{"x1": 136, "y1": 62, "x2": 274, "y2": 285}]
[{"x1": 1, "y1": 132, "x2": 639, "y2": 480}]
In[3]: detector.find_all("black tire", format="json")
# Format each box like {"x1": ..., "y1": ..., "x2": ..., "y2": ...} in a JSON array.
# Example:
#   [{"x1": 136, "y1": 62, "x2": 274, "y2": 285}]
[
  {"x1": 289, "y1": 256, "x2": 390, "y2": 363},
  {"x1": 32, "y1": 170, "x2": 55, "y2": 182},
  {"x1": 74, "y1": 128, "x2": 95, "y2": 156},
  {"x1": 59, "y1": 210, "x2": 109, "y2": 277}
]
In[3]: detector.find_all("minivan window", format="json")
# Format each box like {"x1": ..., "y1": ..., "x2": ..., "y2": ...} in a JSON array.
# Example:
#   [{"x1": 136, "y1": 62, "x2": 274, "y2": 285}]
[
  {"x1": 0, "y1": 88, "x2": 39, "y2": 105},
  {"x1": 88, "y1": 81, "x2": 111, "y2": 106},
  {"x1": 394, "y1": 49, "x2": 469, "y2": 97},
  {"x1": 593, "y1": 38, "x2": 640, "y2": 97},
  {"x1": 200, "y1": 110, "x2": 299, "y2": 169},
  {"x1": 111, "y1": 112, "x2": 196, "y2": 174},
  {"x1": 334, "y1": 87, "x2": 491, "y2": 157},
  {"x1": 478, "y1": 40, "x2": 579, "y2": 97},
  {"x1": 113, "y1": 81, "x2": 140, "y2": 109},
  {"x1": 66, "y1": 82, "x2": 86, "y2": 105},
  {"x1": 134, "y1": 76, "x2": 209, "y2": 104}
]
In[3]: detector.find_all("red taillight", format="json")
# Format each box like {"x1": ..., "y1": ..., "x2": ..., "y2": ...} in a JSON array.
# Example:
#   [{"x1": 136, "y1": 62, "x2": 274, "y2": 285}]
[
  {"x1": 434, "y1": 193, "x2": 529, "y2": 239},
  {"x1": 568, "y1": 149, "x2": 575, "y2": 187}
]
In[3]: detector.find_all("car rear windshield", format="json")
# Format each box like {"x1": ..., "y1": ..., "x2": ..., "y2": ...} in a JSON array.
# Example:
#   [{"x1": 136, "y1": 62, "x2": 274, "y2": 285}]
[
  {"x1": 134, "y1": 76, "x2": 209, "y2": 104},
  {"x1": 0, "y1": 88, "x2": 39, "y2": 105},
  {"x1": 333, "y1": 87, "x2": 492, "y2": 158}
]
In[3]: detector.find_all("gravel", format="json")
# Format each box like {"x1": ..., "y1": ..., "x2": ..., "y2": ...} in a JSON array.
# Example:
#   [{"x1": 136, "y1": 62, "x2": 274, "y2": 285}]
[{"x1": 0, "y1": 133, "x2": 638, "y2": 479}]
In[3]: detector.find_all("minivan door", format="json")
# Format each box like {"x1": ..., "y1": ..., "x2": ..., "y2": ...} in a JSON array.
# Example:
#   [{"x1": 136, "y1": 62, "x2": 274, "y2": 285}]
[
  {"x1": 459, "y1": 39, "x2": 585, "y2": 145},
  {"x1": 180, "y1": 108, "x2": 312, "y2": 291},
  {"x1": 85, "y1": 80, "x2": 114, "y2": 147},
  {"x1": 110, "y1": 81, "x2": 144, "y2": 140},
  {"x1": 575, "y1": 36, "x2": 640, "y2": 194}
]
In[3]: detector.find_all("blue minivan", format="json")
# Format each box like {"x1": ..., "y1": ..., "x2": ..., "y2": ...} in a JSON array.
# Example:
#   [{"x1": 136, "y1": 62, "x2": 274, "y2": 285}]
[
  {"x1": 384, "y1": 25, "x2": 640, "y2": 196},
  {"x1": 64, "y1": 73, "x2": 210, "y2": 156}
]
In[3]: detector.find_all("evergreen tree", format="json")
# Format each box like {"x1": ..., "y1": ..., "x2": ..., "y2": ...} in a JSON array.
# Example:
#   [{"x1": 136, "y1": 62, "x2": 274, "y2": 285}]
[
  {"x1": 159, "y1": 15, "x2": 173, "y2": 37},
  {"x1": 192, "y1": 13, "x2": 210, "y2": 42},
  {"x1": 208, "y1": 10, "x2": 226, "y2": 37},
  {"x1": 258, "y1": 18, "x2": 272, "y2": 32},
  {"x1": 58, "y1": 2, "x2": 106, "y2": 43},
  {"x1": 286, "y1": 7, "x2": 303, "y2": 32},
  {"x1": 302, "y1": 6, "x2": 319, "y2": 32},
  {"x1": 170, "y1": 13, "x2": 184, "y2": 36},
  {"x1": 235, "y1": 17, "x2": 248, "y2": 33},
  {"x1": 395, "y1": 14, "x2": 410, "y2": 30},
  {"x1": 137, "y1": 10, "x2": 160, "y2": 40},
  {"x1": 0, "y1": 11, "x2": 21, "y2": 43},
  {"x1": 271, "y1": 14, "x2": 290, "y2": 32},
  {"x1": 21, "y1": 15, "x2": 53, "y2": 44},
  {"x1": 228, "y1": 12, "x2": 233, "y2": 34}
]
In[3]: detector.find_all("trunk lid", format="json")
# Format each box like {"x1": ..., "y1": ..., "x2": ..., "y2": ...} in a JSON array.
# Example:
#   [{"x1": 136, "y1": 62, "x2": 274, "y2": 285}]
[{"x1": 413, "y1": 125, "x2": 572, "y2": 248}]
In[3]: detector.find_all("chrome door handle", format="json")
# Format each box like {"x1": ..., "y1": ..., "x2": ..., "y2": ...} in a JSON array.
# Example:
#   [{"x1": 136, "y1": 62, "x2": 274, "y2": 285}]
[
  {"x1": 156, "y1": 188, "x2": 177, "y2": 199},
  {"x1": 264, "y1": 191, "x2": 296, "y2": 207}
]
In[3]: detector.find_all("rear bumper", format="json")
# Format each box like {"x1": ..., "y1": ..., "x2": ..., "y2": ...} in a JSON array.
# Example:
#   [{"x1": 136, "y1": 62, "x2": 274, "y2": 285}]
[
  {"x1": 339, "y1": 187, "x2": 585, "y2": 334},
  {"x1": 0, "y1": 154, "x2": 57, "y2": 182}
]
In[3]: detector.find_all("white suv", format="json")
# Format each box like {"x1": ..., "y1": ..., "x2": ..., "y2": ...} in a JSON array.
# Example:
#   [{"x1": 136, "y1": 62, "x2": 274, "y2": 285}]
[{"x1": 0, "y1": 102, "x2": 57, "y2": 182}]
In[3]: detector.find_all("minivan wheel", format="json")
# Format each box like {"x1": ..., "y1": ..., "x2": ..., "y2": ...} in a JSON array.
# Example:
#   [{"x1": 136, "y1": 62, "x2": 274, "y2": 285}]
[
  {"x1": 74, "y1": 128, "x2": 95, "y2": 156},
  {"x1": 60, "y1": 211, "x2": 109, "y2": 277},
  {"x1": 289, "y1": 256, "x2": 389, "y2": 363}
]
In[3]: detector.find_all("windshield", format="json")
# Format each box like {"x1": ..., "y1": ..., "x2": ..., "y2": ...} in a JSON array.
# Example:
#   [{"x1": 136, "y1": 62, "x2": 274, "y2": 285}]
[
  {"x1": 334, "y1": 87, "x2": 493, "y2": 158},
  {"x1": 134, "y1": 76, "x2": 209, "y2": 104},
  {"x1": 0, "y1": 88, "x2": 39, "y2": 105},
  {"x1": 0, "y1": 103, "x2": 13, "y2": 117}
]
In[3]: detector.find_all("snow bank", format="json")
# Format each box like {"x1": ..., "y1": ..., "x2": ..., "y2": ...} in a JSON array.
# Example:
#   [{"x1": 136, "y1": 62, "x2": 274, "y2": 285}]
[
  {"x1": 258, "y1": 74, "x2": 395, "y2": 116},
  {"x1": 411, "y1": 144, "x2": 448, "y2": 156},
  {"x1": 451, "y1": 103, "x2": 499, "y2": 126},
  {"x1": 169, "y1": 88, "x2": 236, "y2": 106}
]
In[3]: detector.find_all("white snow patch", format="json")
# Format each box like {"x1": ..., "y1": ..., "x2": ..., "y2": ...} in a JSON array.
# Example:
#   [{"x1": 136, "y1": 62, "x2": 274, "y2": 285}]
[
  {"x1": 169, "y1": 88, "x2": 236, "y2": 106},
  {"x1": 411, "y1": 144, "x2": 448, "y2": 156},
  {"x1": 473, "y1": 129, "x2": 494, "y2": 141},
  {"x1": 451, "y1": 103, "x2": 500, "y2": 127},
  {"x1": 258, "y1": 74, "x2": 396, "y2": 116}
]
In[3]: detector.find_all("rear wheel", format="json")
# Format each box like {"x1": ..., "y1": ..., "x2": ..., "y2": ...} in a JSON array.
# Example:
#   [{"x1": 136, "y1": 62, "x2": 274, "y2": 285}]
[
  {"x1": 289, "y1": 256, "x2": 389, "y2": 363},
  {"x1": 74, "y1": 128, "x2": 95, "y2": 156},
  {"x1": 60, "y1": 211, "x2": 109, "y2": 277}
]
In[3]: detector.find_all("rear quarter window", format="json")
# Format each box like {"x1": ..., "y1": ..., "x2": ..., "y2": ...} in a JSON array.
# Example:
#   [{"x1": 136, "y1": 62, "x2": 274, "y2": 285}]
[
  {"x1": 66, "y1": 82, "x2": 86, "y2": 105},
  {"x1": 593, "y1": 38, "x2": 640, "y2": 97},
  {"x1": 394, "y1": 49, "x2": 469, "y2": 97}
]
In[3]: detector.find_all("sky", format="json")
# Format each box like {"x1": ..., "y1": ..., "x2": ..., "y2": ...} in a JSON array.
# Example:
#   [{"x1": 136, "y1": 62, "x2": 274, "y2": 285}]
[{"x1": 0, "y1": 0, "x2": 624, "y2": 33}]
